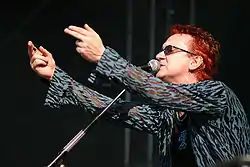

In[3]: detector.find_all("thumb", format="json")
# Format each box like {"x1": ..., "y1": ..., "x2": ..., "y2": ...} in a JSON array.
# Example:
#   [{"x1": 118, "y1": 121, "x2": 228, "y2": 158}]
[
  {"x1": 84, "y1": 24, "x2": 95, "y2": 32},
  {"x1": 39, "y1": 46, "x2": 52, "y2": 57}
]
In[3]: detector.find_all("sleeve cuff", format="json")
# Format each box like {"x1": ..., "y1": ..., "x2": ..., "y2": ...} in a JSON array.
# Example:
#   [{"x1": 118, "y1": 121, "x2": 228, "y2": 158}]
[
  {"x1": 44, "y1": 66, "x2": 71, "y2": 108},
  {"x1": 96, "y1": 46, "x2": 128, "y2": 80}
]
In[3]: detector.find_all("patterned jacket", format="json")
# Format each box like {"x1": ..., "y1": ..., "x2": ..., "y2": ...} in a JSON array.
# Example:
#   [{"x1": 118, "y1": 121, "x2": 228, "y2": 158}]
[{"x1": 44, "y1": 47, "x2": 250, "y2": 167}]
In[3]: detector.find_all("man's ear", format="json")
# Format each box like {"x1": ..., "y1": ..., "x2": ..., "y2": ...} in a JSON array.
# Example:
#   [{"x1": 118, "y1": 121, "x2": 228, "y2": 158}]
[{"x1": 189, "y1": 56, "x2": 203, "y2": 70}]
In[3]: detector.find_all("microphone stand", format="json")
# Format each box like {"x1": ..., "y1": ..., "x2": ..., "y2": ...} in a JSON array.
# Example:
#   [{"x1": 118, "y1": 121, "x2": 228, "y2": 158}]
[{"x1": 46, "y1": 89, "x2": 126, "y2": 167}]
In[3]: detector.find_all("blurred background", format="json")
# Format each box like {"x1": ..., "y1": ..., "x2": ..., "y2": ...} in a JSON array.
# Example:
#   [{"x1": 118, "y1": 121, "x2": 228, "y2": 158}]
[{"x1": 1, "y1": 0, "x2": 249, "y2": 167}]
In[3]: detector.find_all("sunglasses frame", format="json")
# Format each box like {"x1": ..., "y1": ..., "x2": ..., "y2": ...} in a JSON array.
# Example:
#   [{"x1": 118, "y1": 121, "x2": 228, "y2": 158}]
[{"x1": 163, "y1": 45, "x2": 197, "y2": 56}]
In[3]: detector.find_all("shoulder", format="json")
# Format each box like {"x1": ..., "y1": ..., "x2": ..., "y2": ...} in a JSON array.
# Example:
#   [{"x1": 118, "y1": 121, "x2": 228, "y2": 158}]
[
  {"x1": 179, "y1": 79, "x2": 227, "y2": 93},
  {"x1": 185, "y1": 80, "x2": 229, "y2": 100}
]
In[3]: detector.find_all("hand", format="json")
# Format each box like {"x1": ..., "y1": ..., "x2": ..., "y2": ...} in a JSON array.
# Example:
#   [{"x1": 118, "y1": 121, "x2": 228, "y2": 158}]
[
  {"x1": 64, "y1": 24, "x2": 105, "y2": 63},
  {"x1": 28, "y1": 41, "x2": 56, "y2": 81}
]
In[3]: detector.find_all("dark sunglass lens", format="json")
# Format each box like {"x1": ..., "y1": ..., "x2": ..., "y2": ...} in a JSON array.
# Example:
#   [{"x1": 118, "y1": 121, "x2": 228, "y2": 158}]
[{"x1": 164, "y1": 45, "x2": 172, "y2": 55}]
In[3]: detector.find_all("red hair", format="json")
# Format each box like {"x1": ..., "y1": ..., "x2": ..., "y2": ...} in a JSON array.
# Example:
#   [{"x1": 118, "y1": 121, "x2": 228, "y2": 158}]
[{"x1": 169, "y1": 24, "x2": 220, "y2": 81}]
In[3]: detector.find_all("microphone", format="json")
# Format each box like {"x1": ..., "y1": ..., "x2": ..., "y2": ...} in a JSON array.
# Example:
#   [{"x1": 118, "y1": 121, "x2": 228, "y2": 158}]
[{"x1": 140, "y1": 59, "x2": 160, "y2": 73}]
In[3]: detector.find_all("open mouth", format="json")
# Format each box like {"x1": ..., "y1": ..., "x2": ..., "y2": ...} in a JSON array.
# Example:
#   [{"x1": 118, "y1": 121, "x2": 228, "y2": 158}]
[{"x1": 159, "y1": 65, "x2": 165, "y2": 70}]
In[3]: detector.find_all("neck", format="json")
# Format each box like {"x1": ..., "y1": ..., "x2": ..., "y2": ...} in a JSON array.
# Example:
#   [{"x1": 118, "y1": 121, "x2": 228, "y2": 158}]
[{"x1": 166, "y1": 74, "x2": 198, "y2": 84}]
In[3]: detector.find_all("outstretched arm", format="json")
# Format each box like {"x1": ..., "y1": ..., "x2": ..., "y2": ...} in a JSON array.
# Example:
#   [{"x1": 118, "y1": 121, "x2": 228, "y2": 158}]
[
  {"x1": 95, "y1": 47, "x2": 227, "y2": 115},
  {"x1": 45, "y1": 66, "x2": 172, "y2": 134},
  {"x1": 44, "y1": 66, "x2": 113, "y2": 113}
]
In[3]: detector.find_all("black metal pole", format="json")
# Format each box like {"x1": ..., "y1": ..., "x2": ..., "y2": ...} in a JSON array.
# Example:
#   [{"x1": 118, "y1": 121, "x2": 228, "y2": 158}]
[{"x1": 46, "y1": 89, "x2": 126, "y2": 167}]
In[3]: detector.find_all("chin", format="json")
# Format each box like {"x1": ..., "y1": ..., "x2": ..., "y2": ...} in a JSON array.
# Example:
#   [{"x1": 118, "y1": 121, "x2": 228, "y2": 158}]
[
  {"x1": 156, "y1": 73, "x2": 171, "y2": 83},
  {"x1": 156, "y1": 73, "x2": 164, "y2": 80},
  {"x1": 155, "y1": 72, "x2": 161, "y2": 78}
]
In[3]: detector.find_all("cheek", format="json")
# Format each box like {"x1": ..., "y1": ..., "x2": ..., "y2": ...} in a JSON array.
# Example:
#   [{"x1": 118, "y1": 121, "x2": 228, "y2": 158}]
[
  {"x1": 167, "y1": 58, "x2": 190, "y2": 72},
  {"x1": 170, "y1": 56, "x2": 188, "y2": 65}
]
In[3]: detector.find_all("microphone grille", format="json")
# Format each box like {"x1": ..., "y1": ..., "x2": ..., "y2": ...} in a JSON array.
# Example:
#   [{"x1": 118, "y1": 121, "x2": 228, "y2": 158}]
[{"x1": 148, "y1": 59, "x2": 160, "y2": 73}]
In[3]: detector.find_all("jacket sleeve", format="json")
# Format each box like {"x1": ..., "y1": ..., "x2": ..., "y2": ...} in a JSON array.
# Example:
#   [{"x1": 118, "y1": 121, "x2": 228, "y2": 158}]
[
  {"x1": 95, "y1": 47, "x2": 227, "y2": 115},
  {"x1": 44, "y1": 66, "x2": 172, "y2": 134}
]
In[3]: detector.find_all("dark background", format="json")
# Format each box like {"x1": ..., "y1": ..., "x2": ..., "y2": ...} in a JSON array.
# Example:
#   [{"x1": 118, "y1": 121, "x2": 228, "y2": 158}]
[{"x1": 1, "y1": 0, "x2": 249, "y2": 167}]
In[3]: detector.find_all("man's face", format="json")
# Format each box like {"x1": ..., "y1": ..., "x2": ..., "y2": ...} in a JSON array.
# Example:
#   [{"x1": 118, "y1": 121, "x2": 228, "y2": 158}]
[{"x1": 156, "y1": 34, "x2": 194, "y2": 84}]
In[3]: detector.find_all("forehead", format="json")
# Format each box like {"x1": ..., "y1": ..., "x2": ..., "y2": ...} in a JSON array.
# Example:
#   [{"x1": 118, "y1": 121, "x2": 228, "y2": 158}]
[{"x1": 162, "y1": 34, "x2": 193, "y2": 50}]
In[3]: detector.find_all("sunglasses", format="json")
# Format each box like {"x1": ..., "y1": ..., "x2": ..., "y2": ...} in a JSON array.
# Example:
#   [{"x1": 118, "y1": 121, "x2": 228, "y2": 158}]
[{"x1": 163, "y1": 45, "x2": 197, "y2": 56}]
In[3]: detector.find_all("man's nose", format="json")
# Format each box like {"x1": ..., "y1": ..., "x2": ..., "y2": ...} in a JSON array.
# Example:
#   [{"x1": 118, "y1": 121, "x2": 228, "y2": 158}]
[{"x1": 156, "y1": 51, "x2": 165, "y2": 60}]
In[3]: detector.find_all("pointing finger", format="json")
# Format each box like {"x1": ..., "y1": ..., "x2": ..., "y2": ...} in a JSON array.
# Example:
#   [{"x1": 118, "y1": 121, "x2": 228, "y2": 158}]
[
  {"x1": 28, "y1": 41, "x2": 36, "y2": 58},
  {"x1": 39, "y1": 46, "x2": 52, "y2": 57},
  {"x1": 28, "y1": 41, "x2": 42, "y2": 58},
  {"x1": 67, "y1": 25, "x2": 90, "y2": 36},
  {"x1": 64, "y1": 28, "x2": 88, "y2": 41}
]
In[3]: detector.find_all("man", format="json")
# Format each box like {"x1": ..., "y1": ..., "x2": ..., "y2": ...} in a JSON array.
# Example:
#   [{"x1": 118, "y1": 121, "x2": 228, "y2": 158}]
[{"x1": 28, "y1": 24, "x2": 250, "y2": 167}]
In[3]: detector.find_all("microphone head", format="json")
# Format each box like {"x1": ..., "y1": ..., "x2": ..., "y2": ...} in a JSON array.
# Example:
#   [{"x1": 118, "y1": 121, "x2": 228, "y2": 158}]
[{"x1": 148, "y1": 59, "x2": 160, "y2": 73}]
